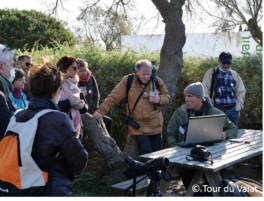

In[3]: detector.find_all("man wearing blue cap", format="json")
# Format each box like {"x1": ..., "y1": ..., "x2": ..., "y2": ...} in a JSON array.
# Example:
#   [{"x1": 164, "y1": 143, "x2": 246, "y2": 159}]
[{"x1": 202, "y1": 52, "x2": 246, "y2": 127}]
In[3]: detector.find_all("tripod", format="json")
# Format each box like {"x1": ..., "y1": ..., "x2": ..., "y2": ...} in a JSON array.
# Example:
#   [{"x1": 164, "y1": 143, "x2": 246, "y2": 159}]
[
  {"x1": 123, "y1": 155, "x2": 172, "y2": 197},
  {"x1": 125, "y1": 170, "x2": 163, "y2": 197},
  {"x1": 146, "y1": 171, "x2": 163, "y2": 196}
]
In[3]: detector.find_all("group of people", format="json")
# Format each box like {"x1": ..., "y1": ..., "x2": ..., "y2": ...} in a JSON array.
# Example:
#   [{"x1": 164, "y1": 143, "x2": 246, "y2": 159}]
[
  {"x1": 0, "y1": 44, "x2": 103, "y2": 196},
  {"x1": 0, "y1": 42, "x2": 246, "y2": 196}
]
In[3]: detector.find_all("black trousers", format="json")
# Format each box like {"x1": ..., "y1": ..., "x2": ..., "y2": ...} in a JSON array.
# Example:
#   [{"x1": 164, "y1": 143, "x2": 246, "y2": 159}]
[{"x1": 135, "y1": 133, "x2": 161, "y2": 154}]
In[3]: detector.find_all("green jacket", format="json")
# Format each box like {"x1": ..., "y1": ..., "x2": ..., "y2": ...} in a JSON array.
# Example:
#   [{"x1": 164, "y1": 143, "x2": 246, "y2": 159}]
[{"x1": 166, "y1": 103, "x2": 238, "y2": 147}]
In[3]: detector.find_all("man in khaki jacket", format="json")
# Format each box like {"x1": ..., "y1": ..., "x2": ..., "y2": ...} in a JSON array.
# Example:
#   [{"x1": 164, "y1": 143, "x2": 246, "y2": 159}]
[
  {"x1": 93, "y1": 59, "x2": 170, "y2": 154},
  {"x1": 202, "y1": 52, "x2": 246, "y2": 127}
]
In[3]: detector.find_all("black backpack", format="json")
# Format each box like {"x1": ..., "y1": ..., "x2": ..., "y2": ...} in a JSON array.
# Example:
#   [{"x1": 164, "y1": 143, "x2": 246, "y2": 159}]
[{"x1": 220, "y1": 176, "x2": 262, "y2": 197}]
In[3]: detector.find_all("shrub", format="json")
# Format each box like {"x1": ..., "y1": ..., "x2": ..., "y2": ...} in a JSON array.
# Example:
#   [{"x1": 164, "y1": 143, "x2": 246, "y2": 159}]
[{"x1": 0, "y1": 9, "x2": 75, "y2": 51}]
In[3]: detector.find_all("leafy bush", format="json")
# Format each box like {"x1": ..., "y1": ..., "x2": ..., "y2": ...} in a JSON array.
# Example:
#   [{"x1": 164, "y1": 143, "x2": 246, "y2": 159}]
[{"x1": 0, "y1": 9, "x2": 75, "y2": 51}]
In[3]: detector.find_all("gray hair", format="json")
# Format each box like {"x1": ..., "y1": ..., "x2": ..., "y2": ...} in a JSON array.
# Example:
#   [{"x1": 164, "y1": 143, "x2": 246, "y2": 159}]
[
  {"x1": 135, "y1": 59, "x2": 152, "y2": 71},
  {"x1": 77, "y1": 58, "x2": 88, "y2": 68},
  {"x1": 0, "y1": 44, "x2": 15, "y2": 65}
]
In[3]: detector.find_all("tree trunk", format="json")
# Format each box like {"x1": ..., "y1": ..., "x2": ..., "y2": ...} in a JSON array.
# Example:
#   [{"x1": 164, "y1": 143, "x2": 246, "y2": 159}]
[
  {"x1": 81, "y1": 113, "x2": 128, "y2": 183},
  {"x1": 151, "y1": 0, "x2": 186, "y2": 114},
  {"x1": 123, "y1": 133, "x2": 140, "y2": 161}
]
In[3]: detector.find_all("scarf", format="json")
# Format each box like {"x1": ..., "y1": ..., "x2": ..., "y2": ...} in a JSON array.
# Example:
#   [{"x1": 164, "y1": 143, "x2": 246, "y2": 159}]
[
  {"x1": 12, "y1": 88, "x2": 23, "y2": 99},
  {"x1": 79, "y1": 70, "x2": 92, "y2": 82},
  {"x1": 60, "y1": 76, "x2": 82, "y2": 137},
  {"x1": 0, "y1": 74, "x2": 13, "y2": 96},
  {"x1": 188, "y1": 98, "x2": 212, "y2": 117}
]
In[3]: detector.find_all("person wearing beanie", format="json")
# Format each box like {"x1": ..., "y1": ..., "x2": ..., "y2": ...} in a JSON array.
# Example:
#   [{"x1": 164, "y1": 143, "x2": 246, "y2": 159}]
[
  {"x1": 202, "y1": 51, "x2": 246, "y2": 127},
  {"x1": 166, "y1": 81, "x2": 238, "y2": 192},
  {"x1": 8, "y1": 68, "x2": 28, "y2": 110}
]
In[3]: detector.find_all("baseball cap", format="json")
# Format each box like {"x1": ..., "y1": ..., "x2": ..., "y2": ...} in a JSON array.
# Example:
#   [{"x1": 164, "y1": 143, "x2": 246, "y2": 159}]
[{"x1": 219, "y1": 52, "x2": 232, "y2": 63}]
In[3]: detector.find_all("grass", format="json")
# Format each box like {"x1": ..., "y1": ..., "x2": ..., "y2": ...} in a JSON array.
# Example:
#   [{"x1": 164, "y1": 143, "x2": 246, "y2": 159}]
[{"x1": 73, "y1": 171, "x2": 116, "y2": 196}]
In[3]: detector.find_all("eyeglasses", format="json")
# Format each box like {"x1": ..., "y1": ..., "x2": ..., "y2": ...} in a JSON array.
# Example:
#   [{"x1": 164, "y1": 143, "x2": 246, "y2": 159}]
[
  {"x1": 26, "y1": 62, "x2": 33, "y2": 67},
  {"x1": 222, "y1": 62, "x2": 231, "y2": 65}
]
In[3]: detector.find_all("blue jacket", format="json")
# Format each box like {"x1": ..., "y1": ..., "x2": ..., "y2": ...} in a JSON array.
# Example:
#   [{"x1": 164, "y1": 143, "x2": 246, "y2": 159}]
[{"x1": 9, "y1": 91, "x2": 28, "y2": 110}]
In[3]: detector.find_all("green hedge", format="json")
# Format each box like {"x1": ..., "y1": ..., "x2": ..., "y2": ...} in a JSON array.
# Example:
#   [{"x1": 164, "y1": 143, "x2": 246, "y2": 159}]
[{"x1": 17, "y1": 45, "x2": 262, "y2": 148}]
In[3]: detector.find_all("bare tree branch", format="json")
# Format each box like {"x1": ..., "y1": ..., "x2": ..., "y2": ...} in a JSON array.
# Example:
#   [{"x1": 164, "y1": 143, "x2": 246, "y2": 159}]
[{"x1": 187, "y1": 0, "x2": 262, "y2": 45}]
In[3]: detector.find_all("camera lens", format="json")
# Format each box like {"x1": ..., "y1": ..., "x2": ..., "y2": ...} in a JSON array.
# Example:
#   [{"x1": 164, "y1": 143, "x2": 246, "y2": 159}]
[
  {"x1": 162, "y1": 157, "x2": 170, "y2": 169},
  {"x1": 161, "y1": 170, "x2": 172, "y2": 182},
  {"x1": 157, "y1": 157, "x2": 170, "y2": 169}
]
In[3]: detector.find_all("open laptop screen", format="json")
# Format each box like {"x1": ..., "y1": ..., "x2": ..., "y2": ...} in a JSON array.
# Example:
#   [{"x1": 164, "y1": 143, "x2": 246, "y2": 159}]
[{"x1": 185, "y1": 114, "x2": 226, "y2": 145}]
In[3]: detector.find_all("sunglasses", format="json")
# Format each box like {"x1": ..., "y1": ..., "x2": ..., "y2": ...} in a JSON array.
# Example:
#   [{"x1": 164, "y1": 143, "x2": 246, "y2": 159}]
[
  {"x1": 26, "y1": 62, "x2": 33, "y2": 67},
  {"x1": 71, "y1": 66, "x2": 78, "y2": 71},
  {"x1": 222, "y1": 62, "x2": 231, "y2": 65}
]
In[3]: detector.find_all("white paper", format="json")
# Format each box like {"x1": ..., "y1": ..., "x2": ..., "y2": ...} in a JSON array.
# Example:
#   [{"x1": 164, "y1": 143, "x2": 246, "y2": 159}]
[
  {"x1": 228, "y1": 138, "x2": 245, "y2": 143},
  {"x1": 179, "y1": 126, "x2": 185, "y2": 135}
]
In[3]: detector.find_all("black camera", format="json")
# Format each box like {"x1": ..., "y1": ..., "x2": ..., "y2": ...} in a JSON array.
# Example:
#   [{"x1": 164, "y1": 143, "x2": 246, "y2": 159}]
[
  {"x1": 123, "y1": 116, "x2": 140, "y2": 129},
  {"x1": 190, "y1": 145, "x2": 211, "y2": 160},
  {"x1": 123, "y1": 156, "x2": 172, "y2": 182}
]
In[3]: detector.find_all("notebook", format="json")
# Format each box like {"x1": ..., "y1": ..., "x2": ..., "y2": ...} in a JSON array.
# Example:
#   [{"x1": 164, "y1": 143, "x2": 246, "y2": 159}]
[{"x1": 176, "y1": 114, "x2": 226, "y2": 148}]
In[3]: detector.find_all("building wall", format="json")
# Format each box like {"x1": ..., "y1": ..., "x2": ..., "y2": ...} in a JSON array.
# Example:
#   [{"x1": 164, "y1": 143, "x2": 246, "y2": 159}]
[{"x1": 121, "y1": 32, "x2": 262, "y2": 57}]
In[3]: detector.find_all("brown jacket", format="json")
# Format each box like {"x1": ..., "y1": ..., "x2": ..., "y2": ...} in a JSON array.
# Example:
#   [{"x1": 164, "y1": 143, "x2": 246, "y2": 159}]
[{"x1": 98, "y1": 74, "x2": 170, "y2": 135}]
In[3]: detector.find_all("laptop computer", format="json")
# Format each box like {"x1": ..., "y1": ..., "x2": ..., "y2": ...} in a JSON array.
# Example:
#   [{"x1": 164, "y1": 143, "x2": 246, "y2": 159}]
[{"x1": 176, "y1": 114, "x2": 226, "y2": 148}]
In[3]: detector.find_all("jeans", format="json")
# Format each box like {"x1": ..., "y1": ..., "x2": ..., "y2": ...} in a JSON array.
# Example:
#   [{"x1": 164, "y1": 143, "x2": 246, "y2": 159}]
[
  {"x1": 135, "y1": 133, "x2": 161, "y2": 154},
  {"x1": 218, "y1": 107, "x2": 239, "y2": 127}
]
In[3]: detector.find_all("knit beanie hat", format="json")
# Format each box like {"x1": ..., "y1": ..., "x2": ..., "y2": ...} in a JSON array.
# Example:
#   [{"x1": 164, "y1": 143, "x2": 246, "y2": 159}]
[
  {"x1": 12, "y1": 68, "x2": 26, "y2": 84},
  {"x1": 184, "y1": 82, "x2": 205, "y2": 99}
]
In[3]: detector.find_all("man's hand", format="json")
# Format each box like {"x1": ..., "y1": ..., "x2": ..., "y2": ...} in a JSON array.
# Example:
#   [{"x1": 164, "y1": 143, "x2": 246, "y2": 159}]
[
  {"x1": 149, "y1": 90, "x2": 160, "y2": 103},
  {"x1": 221, "y1": 132, "x2": 226, "y2": 141},
  {"x1": 93, "y1": 111, "x2": 103, "y2": 121}
]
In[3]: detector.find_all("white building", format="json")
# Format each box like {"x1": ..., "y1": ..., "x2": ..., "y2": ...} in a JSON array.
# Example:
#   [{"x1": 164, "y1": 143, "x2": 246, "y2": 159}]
[{"x1": 121, "y1": 32, "x2": 262, "y2": 57}]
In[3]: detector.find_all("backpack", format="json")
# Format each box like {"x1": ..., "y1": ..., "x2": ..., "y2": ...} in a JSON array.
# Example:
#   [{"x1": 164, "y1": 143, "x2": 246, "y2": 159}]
[
  {"x1": 126, "y1": 74, "x2": 159, "y2": 102},
  {"x1": 0, "y1": 109, "x2": 59, "y2": 196},
  {"x1": 220, "y1": 176, "x2": 262, "y2": 197}
]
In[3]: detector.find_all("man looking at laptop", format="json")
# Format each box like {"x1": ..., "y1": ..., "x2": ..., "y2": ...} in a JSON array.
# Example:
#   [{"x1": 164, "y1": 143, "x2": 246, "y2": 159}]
[
  {"x1": 167, "y1": 81, "x2": 237, "y2": 146},
  {"x1": 166, "y1": 82, "x2": 238, "y2": 194}
]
